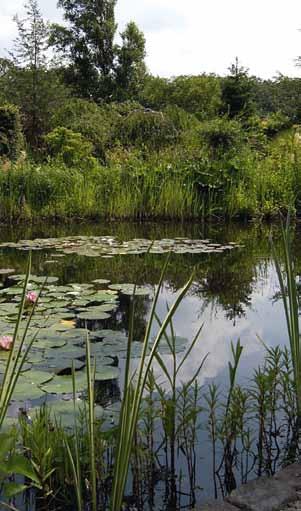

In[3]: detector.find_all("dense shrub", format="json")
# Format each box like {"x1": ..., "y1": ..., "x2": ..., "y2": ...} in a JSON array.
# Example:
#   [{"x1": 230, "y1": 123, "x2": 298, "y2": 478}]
[
  {"x1": 51, "y1": 99, "x2": 116, "y2": 160},
  {"x1": 140, "y1": 74, "x2": 222, "y2": 120},
  {"x1": 261, "y1": 111, "x2": 291, "y2": 137},
  {"x1": 44, "y1": 127, "x2": 96, "y2": 168},
  {"x1": 116, "y1": 109, "x2": 179, "y2": 150},
  {"x1": 199, "y1": 118, "x2": 244, "y2": 154},
  {"x1": 0, "y1": 104, "x2": 24, "y2": 161}
]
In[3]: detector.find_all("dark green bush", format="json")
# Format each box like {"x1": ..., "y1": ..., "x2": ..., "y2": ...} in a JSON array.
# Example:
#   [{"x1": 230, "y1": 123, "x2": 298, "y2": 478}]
[
  {"x1": 116, "y1": 109, "x2": 178, "y2": 150},
  {"x1": 0, "y1": 103, "x2": 24, "y2": 160},
  {"x1": 45, "y1": 127, "x2": 96, "y2": 168},
  {"x1": 199, "y1": 118, "x2": 244, "y2": 154},
  {"x1": 51, "y1": 99, "x2": 116, "y2": 160},
  {"x1": 261, "y1": 111, "x2": 291, "y2": 137}
]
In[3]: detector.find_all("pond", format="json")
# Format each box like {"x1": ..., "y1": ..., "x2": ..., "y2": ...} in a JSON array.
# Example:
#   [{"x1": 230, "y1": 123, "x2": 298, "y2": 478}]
[{"x1": 0, "y1": 220, "x2": 297, "y2": 508}]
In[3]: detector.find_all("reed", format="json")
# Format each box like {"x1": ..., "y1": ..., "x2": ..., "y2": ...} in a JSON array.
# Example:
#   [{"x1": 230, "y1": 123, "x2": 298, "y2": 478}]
[
  {"x1": 110, "y1": 257, "x2": 194, "y2": 511},
  {"x1": 271, "y1": 218, "x2": 301, "y2": 418},
  {"x1": 0, "y1": 253, "x2": 40, "y2": 428}
]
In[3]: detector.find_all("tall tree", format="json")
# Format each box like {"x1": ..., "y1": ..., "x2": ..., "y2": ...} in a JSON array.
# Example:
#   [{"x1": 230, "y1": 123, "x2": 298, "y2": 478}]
[
  {"x1": 221, "y1": 58, "x2": 256, "y2": 119},
  {"x1": 4, "y1": 0, "x2": 68, "y2": 148},
  {"x1": 10, "y1": 0, "x2": 49, "y2": 145},
  {"x1": 115, "y1": 21, "x2": 146, "y2": 100},
  {"x1": 50, "y1": 0, "x2": 117, "y2": 99}
]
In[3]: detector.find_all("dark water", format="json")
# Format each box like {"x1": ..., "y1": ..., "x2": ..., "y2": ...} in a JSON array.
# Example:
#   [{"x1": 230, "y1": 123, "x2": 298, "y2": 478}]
[{"x1": 0, "y1": 220, "x2": 298, "y2": 507}]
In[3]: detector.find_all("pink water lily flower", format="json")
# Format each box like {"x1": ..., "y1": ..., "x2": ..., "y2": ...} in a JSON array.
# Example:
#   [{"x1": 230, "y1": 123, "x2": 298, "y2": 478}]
[
  {"x1": 26, "y1": 291, "x2": 38, "y2": 304},
  {"x1": 0, "y1": 335, "x2": 13, "y2": 351}
]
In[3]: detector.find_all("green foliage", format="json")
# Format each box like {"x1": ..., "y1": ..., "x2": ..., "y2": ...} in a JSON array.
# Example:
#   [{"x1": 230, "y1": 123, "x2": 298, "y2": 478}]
[
  {"x1": 116, "y1": 109, "x2": 179, "y2": 150},
  {"x1": 254, "y1": 76, "x2": 301, "y2": 123},
  {"x1": 0, "y1": 159, "x2": 201, "y2": 220},
  {"x1": 0, "y1": 1, "x2": 69, "y2": 149},
  {"x1": 51, "y1": 98, "x2": 115, "y2": 160},
  {"x1": 169, "y1": 74, "x2": 222, "y2": 120},
  {"x1": 115, "y1": 21, "x2": 146, "y2": 100},
  {"x1": 50, "y1": 0, "x2": 117, "y2": 99},
  {"x1": 8, "y1": 0, "x2": 50, "y2": 147},
  {"x1": 45, "y1": 127, "x2": 96, "y2": 168},
  {"x1": 221, "y1": 59, "x2": 256, "y2": 119},
  {"x1": 139, "y1": 75, "x2": 170, "y2": 109},
  {"x1": 261, "y1": 111, "x2": 291, "y2": 137},
  {"x1": 140, "y1": 74, "x2": 222, "y2": 120},
  {"x1": 2, "y1": 67, "x2": 69, "y2": 149},
  {"x1": 50, "y1": 0, "x2": 146, "y2": 102},
  {"x1": 199, "y1": 117, "x2": 244, "y2": 153},
  {"x1": 0, "y1": 103, "x2": 24, "y2": 161}
]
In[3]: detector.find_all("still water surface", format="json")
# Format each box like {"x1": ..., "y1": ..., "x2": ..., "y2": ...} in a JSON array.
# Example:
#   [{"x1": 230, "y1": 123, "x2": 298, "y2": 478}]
[
  {"x1": 0, "y1": 220, "x2": 297, "y2": 506},
  {"x1": 0, "y1": 221, "x2": 290, "y2": 383}
]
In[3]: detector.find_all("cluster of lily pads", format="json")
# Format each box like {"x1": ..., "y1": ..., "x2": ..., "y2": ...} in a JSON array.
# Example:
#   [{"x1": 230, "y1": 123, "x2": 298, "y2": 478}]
[
  {"x1": 0, "y1": 234, "x2": 241, "y2": 425},
  {"x1": 0, "y1": 236, "x2": 240, "y2": 257},
  {"x1": 0, "y1": 273, "x2": 156, "y2": 423}
]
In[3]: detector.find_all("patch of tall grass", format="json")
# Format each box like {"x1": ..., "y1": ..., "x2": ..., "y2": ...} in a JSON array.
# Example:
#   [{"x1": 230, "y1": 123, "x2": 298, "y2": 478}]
[
  {"x1": 2, "y1": 126, "x2": 301, "y2": 222},
  {"x1": 0, "y1": 161, "x2": 202, "y2": 221}
]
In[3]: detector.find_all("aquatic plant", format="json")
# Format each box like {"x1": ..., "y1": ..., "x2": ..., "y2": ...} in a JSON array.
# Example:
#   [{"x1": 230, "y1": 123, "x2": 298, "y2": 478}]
[
  {"x1": 0, "y1": 336, "x2": 13, "y2": 351},
  {"x1": 110, "y1": 259, "x2": 194, "y2": 511},
  {"x1": 0, "y1": 254, "x2": 39, "y2": 428},
  {"x1": 271, "y1": 219, "x2": 301, "y2": 416}
]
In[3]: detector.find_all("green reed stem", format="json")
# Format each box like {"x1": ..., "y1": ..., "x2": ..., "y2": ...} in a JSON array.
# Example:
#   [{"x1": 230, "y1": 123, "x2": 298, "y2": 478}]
[
  {"x1": 272, "y1": 218, "x2": 301, "y2": 417},
  {"x1": 110, "y1": 257, "x2": 194, "y2": 511},
  {"x1": 86, "y1": 334, "x2": 97, "y2": 511},
  {"x1": 0, "y1": 253, "x2": 39, "y2": 427}
]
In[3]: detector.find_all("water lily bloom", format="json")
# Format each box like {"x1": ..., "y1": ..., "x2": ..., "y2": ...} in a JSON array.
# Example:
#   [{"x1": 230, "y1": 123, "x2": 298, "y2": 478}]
[
  {"x1": 0, "y1": 335, "x2": 13, "y2": 351},
  {"x1": 26, "y1": 291, "x2": 38, "y2": 304}
]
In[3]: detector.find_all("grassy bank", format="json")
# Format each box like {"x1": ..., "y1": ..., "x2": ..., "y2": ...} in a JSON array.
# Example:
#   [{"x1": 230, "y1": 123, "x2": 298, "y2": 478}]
[{"x1": 1, "y1": 127, "x2": 301, "y2": 222}]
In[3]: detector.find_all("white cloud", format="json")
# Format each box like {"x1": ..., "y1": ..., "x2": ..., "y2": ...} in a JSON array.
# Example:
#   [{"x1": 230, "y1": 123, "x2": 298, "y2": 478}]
[{"x1": 1, "y1": 0, "x2": 301, "y2": 78}]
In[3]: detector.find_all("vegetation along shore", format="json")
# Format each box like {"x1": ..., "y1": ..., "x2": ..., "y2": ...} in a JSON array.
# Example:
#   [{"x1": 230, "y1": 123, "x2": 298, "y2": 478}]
[{"x1": 2, "y1": 0, "x2": 301, "y2": 222}]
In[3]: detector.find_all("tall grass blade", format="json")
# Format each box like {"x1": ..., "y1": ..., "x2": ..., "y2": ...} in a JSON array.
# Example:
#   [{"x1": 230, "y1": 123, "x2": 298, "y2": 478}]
[
  {"x1": 86, "y1": 333, "x2": 97, "y2": 511},
  {"x1": 110, "y1": 257, "x2": 194, "y2": 511},
  {"x1": 271, "y1": 219, "x2": 301, "y2": 417}
]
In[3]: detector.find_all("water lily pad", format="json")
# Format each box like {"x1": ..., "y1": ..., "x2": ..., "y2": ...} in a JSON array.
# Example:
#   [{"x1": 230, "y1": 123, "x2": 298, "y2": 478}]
[
  {"x1": 41, "y1": 372, "x2": 88, "y2": 395},
  {"x1": 94, "y1": 366, "x2": 119, "y2": 381},
  {"x1": 108, "y1": 284, "x2": 150, "y2": 296},
  {"x1": 77, "y1": 311, "x2": 111, "y2": 321},
  {"x1": 45, "y1": 398, "x2": 104, "y2": 427},
  {"x1": 45, "y1": 357, "x2": 86, "y2": 375},
  {"x1": 33, "y1": 337, "x2": 67, "y2": 349}
]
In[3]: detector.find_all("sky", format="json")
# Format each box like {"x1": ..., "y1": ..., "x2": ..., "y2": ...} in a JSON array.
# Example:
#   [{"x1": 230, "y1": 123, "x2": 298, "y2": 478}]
[{"x1": 1, "y1": 0, "x2": 301, "y2": 79}]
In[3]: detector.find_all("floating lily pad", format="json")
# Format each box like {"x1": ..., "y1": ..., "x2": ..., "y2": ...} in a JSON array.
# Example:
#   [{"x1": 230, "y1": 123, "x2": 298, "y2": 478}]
[
  {"x1": 44, "y1": 357, "x2": 86, "y2": 375},
  {"x1": 94, "y1": 366, "x2": 119, "y2": 381},
  {"x1": 45, "y1": 398, "x2": 104, "y2": 427},
  {"x1": 33, "y1": 337, "x2": 67, "y2": 349},
  {"x1": 77, "y1": 311, "x2": 111, "y2": 321},
  {"x1": 0, "y1": 236, "x2": 239, "y2": 258},
  {"x1": 41, "y1": 372, "x2": 88, "y2": 395},
  {"x1": 108, "y1": 284, "x2": 150, "y2": 296}
]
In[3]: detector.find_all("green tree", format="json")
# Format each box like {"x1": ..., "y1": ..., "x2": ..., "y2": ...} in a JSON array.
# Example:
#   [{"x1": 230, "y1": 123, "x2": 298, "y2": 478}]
[
  {"x1": 3, "y1": 0, "x2": 68, "y2": 148},
  {"x1": 50, "y1": 0, "x2": 117, "y2": 99},
  {"x1": 115, "y1": 21, "x2": 146, "y2": 100},
  {"x1": 221, "y1": 58, "x2": 256, "y2": 119},
  {"x1": 169, "y1": 74, "x2": 222, "y2": 120},
  {"x1": 140, "y1": 74, "x2": 222, "y2": 120},
  {"x1": 139, "y1": 75, "x2": 170, "y2": 109},
  {"x1": 10, "y1": 0, "x2": 48, "y2": 146}
]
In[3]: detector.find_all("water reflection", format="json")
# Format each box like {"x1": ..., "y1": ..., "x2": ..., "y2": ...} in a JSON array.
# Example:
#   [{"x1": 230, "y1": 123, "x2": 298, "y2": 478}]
[
  {"x1": 0, "y1": 220, "x2": 299, "y2": 507},
  {"x1": 0, "y1": 221, "x2": 293, "y2": 383}
]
